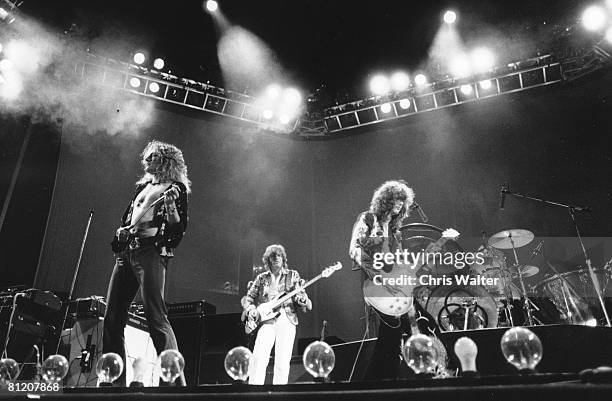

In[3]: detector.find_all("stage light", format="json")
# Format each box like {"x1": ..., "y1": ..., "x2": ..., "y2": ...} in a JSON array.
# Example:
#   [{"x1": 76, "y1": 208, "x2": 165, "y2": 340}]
[
  {"x1": 398, "y1": 98, "x2": 411, "y2": 109},
  {"x1": 380, "y1": 103, "x2": 392, "y2": 113},
  {"x1": 479, "y1": 79, "x2": 492, "y2": 90},
  {"x1": 450, "y1": 55, "x2": 471, "y2": 77},
  {"x1": 390, "y1": 71, "x2": 410, "y2": 91},
  {"x1": 582, "y1": 6, "x2": 606, "y2": 31},
  {"x1": 96, "y1": 353, "x2": 124, "y2": 385},
  {"x1": 153, "y1": 58, "x2": 165, "y2": 70},
  {"x1": 443, "y1": 10, "x2": 457, "y2": 25},
  {"x1": 0, "y1": 59, "x2": 13, "y2": 72},
  {"x1": 0, "y1": 8, "x2": 7, "y2": 20},
  {"x1": 0, "y1": 358, "x2": 19, "y2": 382},
  {"x1": 262, "y1": 109, "x2": 274, "y2": 119},
  {"x1": 265, "y1": 83, "x2": 282, "y2": 100},
  {"x1": 129, "y1": 77, "x2": 141, "y2": 88},
  {"x1": 224, "y1": 346, "x2": 252, "y2": 382},
  {"x1": 370, "y1": 74, "x2": 390, "y2": 95},
  {"x1": 500, "y1": 327, "x2": 542, "y2": 372},
  {"x1": 279, "y1": 114, "x2": 291, "y2": 124},
  {"x1": 402, "y1": 334, "x2": 438, "y2": 374},
  {"x1": 149, "y1": 82, "x2": 160, "y2": 93},
  {"x1": 133, "y1": 52, "x2": 146, "y2": 65},
  {"x1": 283, "y1": 87, "x2": 302, "y2": 106},
  {"x1": 414, "y1": 73, "x2": 427, "y2": 86},
  {"x1": 41, "y1": 355, "x2": 69, "y2": 383},
  {"x1": 606, "y1": 27, "x2": 612, "y2": 44},
  {"x1": 454, "y1": 337, "x2": 478, "y2": 374},
  {"x1": 206, "y1": 0, "x2": 219, "y2": 13},
  {"x1": 460, "y1": 84, "x2": 473, "y2": 95},
  {"x1": 471, "y1": 47, "x2": 495, "y2": 73},
  {"x1": 303, "y1": 341, "x2": 335, "y2": 380},
  {"x1": 158, "y1": 350, "x2": 185, "y2": 384}
]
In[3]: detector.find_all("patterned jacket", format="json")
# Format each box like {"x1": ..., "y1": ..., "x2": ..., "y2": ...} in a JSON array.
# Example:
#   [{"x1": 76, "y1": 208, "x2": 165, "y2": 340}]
[{"x1": 241, "y1": 268, "x2": 312, "y2": 326}]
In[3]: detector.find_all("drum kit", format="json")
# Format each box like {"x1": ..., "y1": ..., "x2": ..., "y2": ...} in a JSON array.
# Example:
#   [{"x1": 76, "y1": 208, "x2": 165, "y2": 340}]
[{"x1": 401, "y1": 224, "x2": 612, "y2": 332}]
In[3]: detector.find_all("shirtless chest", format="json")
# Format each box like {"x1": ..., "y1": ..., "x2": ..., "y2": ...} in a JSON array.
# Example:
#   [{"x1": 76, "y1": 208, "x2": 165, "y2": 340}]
[{"x1": 130, "y1": 183, "x2": 171, "y2": 235}]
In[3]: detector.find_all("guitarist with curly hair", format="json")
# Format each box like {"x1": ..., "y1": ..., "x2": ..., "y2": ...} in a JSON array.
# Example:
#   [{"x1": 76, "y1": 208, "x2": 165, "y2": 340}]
[{"x1": 349, "y1": 180, "x2": 446, "y2": 380}]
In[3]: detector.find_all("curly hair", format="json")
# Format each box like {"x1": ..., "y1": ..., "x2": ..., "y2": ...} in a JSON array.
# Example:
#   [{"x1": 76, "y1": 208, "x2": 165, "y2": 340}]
[
  {"x1": 136, "y1": 140, "x2": 192, "y2": 193},
  {"x1": 262, "y1": 244, "x2": 288, "y2": 270},
  {"x1": 369, "y1": 180, "x2": 415, "y2": 229}
]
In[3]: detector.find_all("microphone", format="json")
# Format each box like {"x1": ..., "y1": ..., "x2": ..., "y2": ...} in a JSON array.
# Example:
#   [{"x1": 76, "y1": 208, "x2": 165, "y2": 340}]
[
  {"x1": 410, "y1": 202, "x2": 429, "y2": 222},
  {"x1": 499, "y1": 184, "x2": 507, "y2": 209}
]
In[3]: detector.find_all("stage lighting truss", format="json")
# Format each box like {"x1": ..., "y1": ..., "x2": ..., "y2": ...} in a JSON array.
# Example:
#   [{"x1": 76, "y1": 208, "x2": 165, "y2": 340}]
[
  {"x1": 74, "y1": 53, "x2": 302, "y2": 134},
  {"x1": 320, "y1": 56, "x2": 565, "y2": 134}
]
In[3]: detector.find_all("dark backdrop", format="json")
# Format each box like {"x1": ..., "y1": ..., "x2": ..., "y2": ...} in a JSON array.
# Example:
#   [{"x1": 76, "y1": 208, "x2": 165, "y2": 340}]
[{"x1": 22, "y1": 69, "x2": 612, "y2": 342}]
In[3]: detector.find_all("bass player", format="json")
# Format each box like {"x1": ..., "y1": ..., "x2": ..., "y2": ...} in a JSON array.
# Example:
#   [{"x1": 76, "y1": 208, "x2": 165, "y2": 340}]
[{"x1": 241, "y1": 244, "x2": 312, "y2": 385}]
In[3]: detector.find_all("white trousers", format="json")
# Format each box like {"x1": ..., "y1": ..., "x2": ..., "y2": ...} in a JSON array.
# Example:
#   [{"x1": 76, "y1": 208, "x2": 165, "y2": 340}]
[{"x1": 249, "y1": 312, "x2": 296, "y2": 385}]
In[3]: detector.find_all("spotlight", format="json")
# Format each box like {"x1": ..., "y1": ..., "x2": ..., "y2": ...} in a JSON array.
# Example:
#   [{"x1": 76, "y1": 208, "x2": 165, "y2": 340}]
[
  {"x1": 471, "y1": 47, "x2": 495, "y2": 73},
  {"x1": 283, "y1": 87, "x2": 302, "y2": 106},
  {"x1": 206, "y1": 0, "x2": 219, "y2": 13},
  {"x1": 390, "y1": 71, "x2": 410, "y2": 91},
  {"x1": 380, "y1": 103, "x2": 392, "y2": 113},
  {"x1": 149, "y1": 82, "x2": 160, "y2": 93},
  {"x1": 460, "y1": 84, "x2": 473, "y2": 95},
  {"x1": 584, "y1": 318, "x2": 598, "y2": 327},
  {"x1": 0, "y1": 6, "x2": 14, "y2": 23},
  {"x1": 582, "y1": 6, "x2": 606, "y2": 31},
  {"x1": 606, "y1": 27, "x2": 612, "y2": 44},
  {"x1": 414, "y1": 73, "x2": 427, "y2": 86},
  {"x1": 153, "y1": 58, "x2": 165, "y2": 70},
  {"x1": 279, "y1": 114, "x2": 291, "y2": 124},
  {"x1": 479, "y1": 79, "x2": 492, "y2": 90},
  {"x1": 133, "y1": 52, "x2": 146, "y2": 65},
  {"x1": 129, "y1": 77, "x2": 141, "y2": 88},
  {"x1": 0, "y1": 58, "x2": 13, "y2": 70},
  {"x1": 398, "y1": 98, "x2": 411, "y2": 109},
  {"x1": 262, "y1": 109, "x2": 274, "y2": 119},
  {"x1": 265, "y1": 84, "x2": 282, "y2": 100},
  {"x1": 369, "y1": 75, "x2": 390, "y2": 96},
  {"x1": 450, "y1": 55, "x2": 471, "y2": 77},
  {"x1": 443, "y1": 10, "x2": 457, "y2": 25},
  {"x1": 0, "y1": 8, "x2": 7, "y2": 20}
]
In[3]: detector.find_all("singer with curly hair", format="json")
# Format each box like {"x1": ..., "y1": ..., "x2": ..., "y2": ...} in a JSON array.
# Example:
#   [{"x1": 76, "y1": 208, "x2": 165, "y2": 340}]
[{"x1": 103, "y1": 140, "x2": 191, "y2": 386}]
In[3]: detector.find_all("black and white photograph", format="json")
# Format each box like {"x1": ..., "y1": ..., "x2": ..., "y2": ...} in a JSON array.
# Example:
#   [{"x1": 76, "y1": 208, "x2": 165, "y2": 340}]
[{"x1": 1, "y1": 0, "x2": 611, "y2": 399}]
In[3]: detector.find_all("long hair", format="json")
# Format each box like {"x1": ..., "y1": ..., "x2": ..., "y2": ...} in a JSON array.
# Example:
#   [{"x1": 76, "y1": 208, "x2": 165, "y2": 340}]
[
  {"x1": 262, "y1": 244, "x2": 288, "y2": 271},
  {"x1": 136, "y1": 140, "x2": 192, "y2": 193},
  {"x1": 369, "y1": 180, "x2": 414, "y2": 230}
]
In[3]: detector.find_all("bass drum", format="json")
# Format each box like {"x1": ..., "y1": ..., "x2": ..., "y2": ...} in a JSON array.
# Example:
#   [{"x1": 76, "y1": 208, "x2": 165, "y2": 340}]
[
  {"x1": 425, "y1": 284, "x2": 498, "y2": 331},
  {"x1": 533, "y1": 268, "x2": 612, "y2": 325}
]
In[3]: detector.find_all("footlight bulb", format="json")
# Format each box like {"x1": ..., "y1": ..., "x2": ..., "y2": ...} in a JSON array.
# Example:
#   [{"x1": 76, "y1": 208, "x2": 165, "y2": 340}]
[
  {"x1": 402, "y1": 334, "x2": 438, "y2": 375},
  {"x1": 224, "y1": 346, "x2": 252, "y2": 382},
  {"x1": 500, "y1": 327, "x2": 542, "y2": 373},
  {"x1": 303, "y1": 341, "x2": 335, "y2": 381},
  {"x1": 96, "y1": 352, "x2": 124, "y2": 386}
]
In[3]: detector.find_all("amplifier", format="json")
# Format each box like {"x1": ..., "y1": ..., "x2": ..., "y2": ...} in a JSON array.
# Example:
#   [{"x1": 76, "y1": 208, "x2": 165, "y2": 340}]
[
  {"x1": 167, "y1": 300, "x2": 216, "y2": 316},
  {"x1": 67, "y1": 296, "x2": 106, "y2": 319}
]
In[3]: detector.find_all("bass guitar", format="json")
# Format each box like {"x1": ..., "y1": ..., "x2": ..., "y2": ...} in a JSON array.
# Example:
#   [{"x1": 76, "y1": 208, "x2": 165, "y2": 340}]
[
  {"x1": 363, "y1": 228, "x2": 460, "y2": 316},
  {"x1": 243, "y1": 262, "x2": 342, "y2": 335}
]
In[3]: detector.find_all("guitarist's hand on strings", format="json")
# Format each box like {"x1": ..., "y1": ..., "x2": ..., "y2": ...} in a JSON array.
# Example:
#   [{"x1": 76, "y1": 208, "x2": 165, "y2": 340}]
[
  {"x1": 116, "y1": 226, "x2": 131, "y2": 242},
  {"x1": 294, "y1": 279, "x2": 309, "y2": 306},
  {"x1": 248, "y1": 307, "x2": 259, "y2": 321}
]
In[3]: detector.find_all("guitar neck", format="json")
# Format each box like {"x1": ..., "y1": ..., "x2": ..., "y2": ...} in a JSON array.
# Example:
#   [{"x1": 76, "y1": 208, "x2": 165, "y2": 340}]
[{"x1": 270, "y1": 273, "x2": 322, "y2": 310}]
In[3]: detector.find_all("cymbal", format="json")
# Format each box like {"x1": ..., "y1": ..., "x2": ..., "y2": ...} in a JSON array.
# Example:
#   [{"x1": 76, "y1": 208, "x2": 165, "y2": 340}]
[
  {"x1": 510, "y1": 264, "x2": 540, "y2": 278},
  {"x1": 488, "y1": 229, "x2": 534, "y2": 249}
]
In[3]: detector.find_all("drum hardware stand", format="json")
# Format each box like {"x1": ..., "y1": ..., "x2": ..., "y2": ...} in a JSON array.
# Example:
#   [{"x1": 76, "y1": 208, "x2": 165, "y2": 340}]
[
  {"x1": 56, "y1": 210, "x2": 95, "y2": 353},
  {"x1": 502, "y1": 187, "x2": 611, "y2": 327},
  {"x1": 506, "y1": 232, "x2": 535, "y2": 326}
]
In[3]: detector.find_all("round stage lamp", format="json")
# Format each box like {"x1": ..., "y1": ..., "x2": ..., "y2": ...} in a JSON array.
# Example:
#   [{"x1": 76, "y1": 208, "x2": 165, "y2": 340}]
[
  {"x1": 454, "y1": 337, "x2": 478, "y2": 375},
  {"x1": 42, "y1": 355, "x2": 69, "y2": 383},
  {"x1": 500, "y1": 327, "x2": 543, "y2": 373},
  {"x1": 206, "y1": 0, "x2": 219, "y2": 13},
  {"x1": 398, "y1": 98, "x2": 411, "y2": 109},
  {"x1": 443, "y1": 10, "x2": 457, "y2": 24},
  {"x1": 129, "y1": 77, "x2": 141, "y2": 88},
  {"x1": 414, "y1": 73, "x2": 427, "y2": 87},
  {"x1": 96, "y1": 353, "x2": 123, "y2": 386},
  {"x1": 380, "y1": 103, "x2": 392, "y2": 114},
  {"x1": 153, "y1": 58, "x2": 165, "y2": 70},
  {"x1": 303, "y1": 341, "x2": 335, "y2": 381},
  {"x1": 224, "y1": 346, "x2": 252, "y2": 382},
  {"x1": 158, "y1": 349, "x2": 185, "y2": 384},
  {"x1": 133, "y1": 52, "x2": 146, "y2": 65},
  {"x1": 582, "y1": 6, "x2": 606, "y2": 31},
  {"x1": 149, "y1": 82, "x2": 160, "y2": 93},
  {"x1": 402, "y1": 334, "x2": 438, "y2": 375},
  {"x1": 0, "y1": 358, "x2": 19, "y2": 384}
]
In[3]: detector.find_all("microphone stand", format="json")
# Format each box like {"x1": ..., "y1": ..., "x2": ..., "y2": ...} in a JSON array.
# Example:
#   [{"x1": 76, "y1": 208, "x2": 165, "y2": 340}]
[
  {"x1": 56, "y1": 210, "x2": 95, "y2": 353},
  {"x1": 502, "y1": 188, "x2": 610, "y2": 327}
]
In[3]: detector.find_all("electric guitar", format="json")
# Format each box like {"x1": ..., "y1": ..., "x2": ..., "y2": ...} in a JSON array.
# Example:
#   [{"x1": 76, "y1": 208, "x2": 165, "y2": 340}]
[
  {"x1": 111, "y1": 185, "x2": 177, "y2": 253},
  {"x1": 243, "y1": 262, "x2": 342, "y2": 335},
  {"x1": 363, "y1": 228, "x2": 460, "y2": 316}
]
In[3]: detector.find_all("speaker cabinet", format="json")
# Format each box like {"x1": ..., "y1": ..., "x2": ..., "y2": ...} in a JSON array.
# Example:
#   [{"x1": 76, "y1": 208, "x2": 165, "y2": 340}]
[{"x1": 64, "y1": 318, "x2": 157, "y2": 387}]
